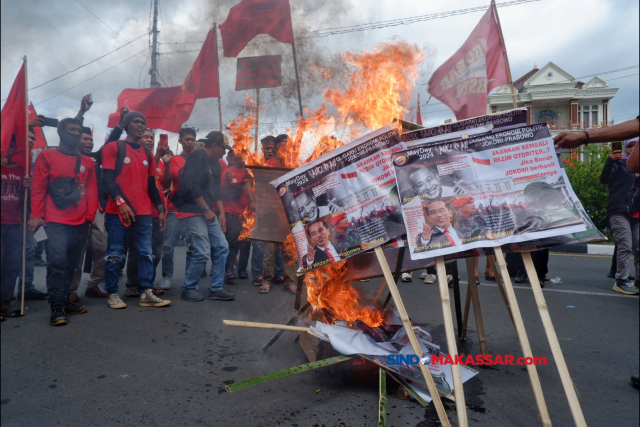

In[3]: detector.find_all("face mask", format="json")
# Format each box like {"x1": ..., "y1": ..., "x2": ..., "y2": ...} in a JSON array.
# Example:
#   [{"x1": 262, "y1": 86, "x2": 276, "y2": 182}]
[{"x1": 57, "y1": 118, "x2": 81, "y2": 155}]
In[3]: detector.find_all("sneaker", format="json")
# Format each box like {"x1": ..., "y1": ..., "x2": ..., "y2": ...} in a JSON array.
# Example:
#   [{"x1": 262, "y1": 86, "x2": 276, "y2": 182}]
[
  {"x1": 139, "y1": 289, "x2": 171, "y2": 307},
  {"x1": 613, "y1": 281, "x2": 639, "y2": 295},
  {"x1": 181, "y1": 290, "x2": 205, "y2": 302},
  {"x1": 84, "y1": 286, "x2": 108, "y2": 298},
  {"x1": 160, "y1": 276, "x2": 172, "y2": 290},
  {"x1": 23, "y1": 289, "x2": 49, "y2": 300},
  {"x1": 208, "y1": 289, "x2": 236, "y2": 301},
  {"x1": 64, "y1": 302, "x2": 88, "y2": 314},
  {"x1": 50, "y1": 309, "x2": 67, "y2": 326},
  {"x1": 423, "y1": 274, "x2": 437, "y2": 284},
  {"x1": 401, "y1": 273, "x2": 412, "y2": 282},
  {"x1": 419, "y1": 269, "x2": 429, "y2": 279},
  {"x1": 107, "y1": 294, "x2": 127, "y2": 309},
  {"x1": 514, "y1": 271, "x2": 527, "y2": 283}
]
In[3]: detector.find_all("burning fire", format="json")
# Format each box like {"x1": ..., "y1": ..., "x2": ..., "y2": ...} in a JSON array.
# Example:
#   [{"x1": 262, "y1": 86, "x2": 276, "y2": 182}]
[{"x1": 230, "y1": 40, "x2": 425, "y2": 326}]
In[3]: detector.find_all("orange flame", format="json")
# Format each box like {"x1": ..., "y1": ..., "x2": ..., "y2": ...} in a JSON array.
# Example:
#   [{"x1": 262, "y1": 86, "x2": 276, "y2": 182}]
[{"x1": 229, "y1": 40, "x2": 425, "y2": 326}]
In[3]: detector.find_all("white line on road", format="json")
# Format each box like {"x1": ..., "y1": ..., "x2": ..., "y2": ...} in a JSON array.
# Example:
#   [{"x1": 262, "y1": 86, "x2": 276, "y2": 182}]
[{"x1": 458, "y1": 281, "x2": 639, "y2": 299}]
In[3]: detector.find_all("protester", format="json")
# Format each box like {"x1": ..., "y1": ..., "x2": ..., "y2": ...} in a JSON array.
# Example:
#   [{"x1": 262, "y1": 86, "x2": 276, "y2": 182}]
[
  {"x1": 123, "y1": 129, "x2": 172, "y2": 296},
  {"x1": 161, "y1": 127, "x2": 196, "y2": 290},
  {"x1": 221, "y1": 150, "x2": 255, "y2": 283},
  {"x1": 101, "y1": 111, "x2": 170, "y2": 309},
  {"x1": 1, "y1": 136, "x2": 33, "y2": 320},
  {"x1": 553, "y1": 117, "x2": 640, "y2": 149},
  {"x1": 172, "y1": 131, "x2": 234, "y2": 302},
  {"x1": 68, "y1": 126, "x2": 109, "y2": 301},
  {"x1": 600, "y1": 138, "x2": 639, "y2": 295},
  {"x1": 28, "y1": 118, "x2": 99, "y2": 326}
]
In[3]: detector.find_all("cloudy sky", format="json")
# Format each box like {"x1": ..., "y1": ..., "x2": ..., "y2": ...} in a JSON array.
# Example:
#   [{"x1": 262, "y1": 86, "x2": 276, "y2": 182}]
[{"x1": 1, "y1": 0, "x2": 638, "y2": 149}]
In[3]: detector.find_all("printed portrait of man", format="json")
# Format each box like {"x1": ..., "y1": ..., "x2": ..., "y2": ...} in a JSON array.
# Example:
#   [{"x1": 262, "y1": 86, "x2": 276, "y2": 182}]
[
  {"x1": 329, "y1": 212, "x2": 361, "y2": 255},
  {"x1": 415, "y1": 199, "x2": 466, "y2": 250},
  {"x1": 451, "y1": 196, "x2": 493, "y2": 240},
  {"x1": 291, "y1": 188, "x2": 341, "y2": 224},
  {"x1": 301, "y1": 218, "x2": 341, "y2": 269}
]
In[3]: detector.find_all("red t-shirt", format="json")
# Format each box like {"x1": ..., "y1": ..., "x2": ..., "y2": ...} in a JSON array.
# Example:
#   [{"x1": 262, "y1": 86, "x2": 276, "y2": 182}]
[
  {"x1": 222, "y1": 166, "x2": 254, "y2": 216},
  {"x1": 102, "y1": 141, "x2": 155, "y2": 216},
  {"x1": 1, "y1": 164, "x2": 25, "y2": 225},
  {"x1": 151, "y1": 159, "x2": 167, "y2": 218},
  {"x1": 30, "y1": 150, "x2": 98, "y2": 225}
]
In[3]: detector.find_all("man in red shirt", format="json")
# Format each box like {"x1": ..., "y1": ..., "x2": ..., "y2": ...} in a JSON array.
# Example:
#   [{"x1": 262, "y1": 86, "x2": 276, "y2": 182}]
[
  {"x1": 101, "y1": 111, "x2": 170, "y2": 310},
  {"x1": 1, "y1": 136, "x2": 33, "y2": 320},
  {"x1": 222, "y1": 150, "x2": 255, "y2": 283},
  {"x1": 28, "y1": 118, "x2": 99, "y2": 326},
  {"x1": 160, "y1": 128, "x2": 196, "y2": 290},
  {"x1": 124, "y1": 128, "x2": 173, "y2": 297}
]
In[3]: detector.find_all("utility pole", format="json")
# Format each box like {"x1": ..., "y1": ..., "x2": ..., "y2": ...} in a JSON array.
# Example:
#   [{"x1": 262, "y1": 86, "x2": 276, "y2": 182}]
[{"x1": 149, "y1": 0, "x2": 160, "y2": 88}]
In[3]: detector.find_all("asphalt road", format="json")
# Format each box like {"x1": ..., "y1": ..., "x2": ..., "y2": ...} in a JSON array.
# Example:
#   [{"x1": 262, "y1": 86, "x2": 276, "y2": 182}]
[{"x1": 1, "y1": 249, "x2": 638, "y2": 427}]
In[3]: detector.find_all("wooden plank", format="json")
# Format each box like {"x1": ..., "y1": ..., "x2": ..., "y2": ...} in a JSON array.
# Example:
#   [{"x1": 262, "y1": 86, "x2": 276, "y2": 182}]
[
  {"x1": 435, "y1": 257, "x2": 469, "y2": 427},
  {"x1": 521, "y1": 252, "x2": 587, "y2": 427},
  {"x1": 493, "y1": 247, "x2": 552, "y2": 427},
  {"x1": 460, "y1": 281, "x2": 472, "y2": 340},
  {"x1": 465, "y1": 257, "x2": 488, "y2": 355},
  {"x1": 373, "y1": 247, "x2": 452, "y2": 427},
  {"x1": 225, "y1": 355, "x2": 354, "y2": 393},
  {"x1": 378, "y1": 368, "x2": 387, "y2": 427}
]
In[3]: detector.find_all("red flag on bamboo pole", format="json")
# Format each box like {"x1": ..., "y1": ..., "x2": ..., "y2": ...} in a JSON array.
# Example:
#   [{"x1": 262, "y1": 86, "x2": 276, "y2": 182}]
[
  {"x1": 427, "y1": 6, "x2": 508, "y2": 120},
  {"x1": 220, "y1": 0, "x2": 294, "y2": 58},
  {"x1": 1, "y1": 61, "x2": 28, "y2": 163},
  {"x1": 183, "y1": 27, "x2": 220, "y2": 99},
  {"x1": 416, "y1": 94, "x2": 423, "y2": 125}
]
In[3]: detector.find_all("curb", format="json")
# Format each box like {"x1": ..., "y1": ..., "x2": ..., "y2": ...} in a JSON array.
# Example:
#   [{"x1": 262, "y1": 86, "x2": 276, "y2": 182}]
[{"x1": 551, "y1": 244, "x2": 614, "y2": 255}]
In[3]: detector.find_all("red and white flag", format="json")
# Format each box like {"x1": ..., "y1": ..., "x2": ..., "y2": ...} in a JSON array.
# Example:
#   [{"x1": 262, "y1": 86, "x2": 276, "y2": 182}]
[
  {"x1": 220, "y1": 0, "x2": 294, "y2": 58},
  {"x1": 427, "y1": 6, "x2": 508, "y2": 120}
]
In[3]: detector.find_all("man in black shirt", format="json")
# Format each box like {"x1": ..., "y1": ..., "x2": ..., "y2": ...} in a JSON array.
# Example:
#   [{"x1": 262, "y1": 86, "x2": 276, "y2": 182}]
[{"x1": 174, "y1": 132, "x2": 235, "y2": 302}]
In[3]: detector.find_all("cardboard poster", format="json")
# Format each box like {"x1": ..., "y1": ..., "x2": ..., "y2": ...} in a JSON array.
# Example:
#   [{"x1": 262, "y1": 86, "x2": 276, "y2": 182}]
[{"x1": 235, "y1": 55, "x2": 282, "y2": 91}]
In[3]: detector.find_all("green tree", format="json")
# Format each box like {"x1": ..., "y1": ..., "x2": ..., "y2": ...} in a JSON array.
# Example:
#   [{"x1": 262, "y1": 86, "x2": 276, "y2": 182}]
[{"x1": 563, "y1": 145, "x2": 611, "y2": 236}]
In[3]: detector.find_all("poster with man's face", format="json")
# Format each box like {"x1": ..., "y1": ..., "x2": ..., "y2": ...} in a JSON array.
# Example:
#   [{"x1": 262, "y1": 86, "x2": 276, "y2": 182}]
[{"x1": 272, "y1": 125, "x2": 407, "y2": 274}]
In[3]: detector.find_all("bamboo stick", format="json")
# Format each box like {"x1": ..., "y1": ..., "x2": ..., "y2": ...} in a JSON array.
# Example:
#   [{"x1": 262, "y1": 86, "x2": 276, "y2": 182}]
[
  {"x1": 378, "y1": 367, "x2": 387, "y2": 427},
  {"x1": 435, "y1": 257, "x2": 469, "y2": 427},
  {"x1": 487, "y1": 254, "x2": 515, "y2": 327},
  {"x1": 223, "y1": 319, "x2": 310, "y2": 332},
  {"x1": 20, "y1": 55, "x2": 29, "y2": 316},
  {"x1": 373, "y1": 247, "x2": 451, "y2": 427},
  {"x1": 521, "y1": 252, "x2": 587, "y2": 427},
  {"x1": 493, "y1": 247, "x2": 552, "y2": 426},
  {"x1": 492, "y1": 0, "x2": 518, "y2": 110},
  {"x1": 461, "y1": 281, "x2": 472, "y2": 340},
  {"x1": 465, "y1": 257, "x2": 488, "y2": 355},
  {"x1": 225, "y1": 355, "x2": 353, "y2": 393}
]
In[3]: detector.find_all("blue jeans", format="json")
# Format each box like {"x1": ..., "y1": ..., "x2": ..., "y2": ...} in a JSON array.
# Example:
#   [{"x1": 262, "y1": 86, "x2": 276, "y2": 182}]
[
  {"x1": 181, "y1": 215, "x2": 229, "y2": 292},
  {"x1": 251, "y1": 240, "x2": 266, "y2": 284},
  {"x1": 275, "y1": 244, "x2": 284, "y2": 279},
  {"x1": 162, "y1": 213, "x2": 192, "y2": 279},
  {"x1": 104, "y1": 214, "x2": 154, "y2": 294},
  {"x1": 18, "y1": 228, "x2": 36, "y2": 292}
]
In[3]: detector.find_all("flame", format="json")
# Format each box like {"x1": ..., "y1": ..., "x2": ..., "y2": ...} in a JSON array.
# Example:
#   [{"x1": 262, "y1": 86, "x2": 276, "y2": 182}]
[{"x1": 228, "y1": 40, "x2": 425, "y2": 326}]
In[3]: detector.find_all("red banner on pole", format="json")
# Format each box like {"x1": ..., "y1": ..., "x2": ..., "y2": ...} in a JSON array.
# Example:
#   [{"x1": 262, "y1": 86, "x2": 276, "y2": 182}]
[
  {"x1": 1, "y1": 62, "x2": 27, "y2": 162},
  {"x1": 183, "y1": 27, "x2": 220, "y2": 99},
  {"x1": 427, "y1": 6, "x2": 508, "y2": 120},
  {"x1": 235, "y1": 55, "x2": 282, "y2": 91}
]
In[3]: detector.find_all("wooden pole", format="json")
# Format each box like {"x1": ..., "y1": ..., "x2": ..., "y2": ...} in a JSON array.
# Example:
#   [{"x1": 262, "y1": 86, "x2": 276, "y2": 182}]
[
  {"x1": 460, "y1": 282, "x2": 472, "y2": 340},
  {"x1": 223, "y1": 319, "x2": 310, "y2": 333},
  {"x1": 493, "y1": 247, "x2": 552, "y2": 426},
  {"x1": 214, "y1": 24, "x2": 223, "y2": 132},
  {"x1": 373, "y1": 247, "x2": 452, "y2": 427},
  {"x1": 464, "y1": 257, "x2": 488, "y2": 355},
  {"x1": 255, "y1": 88, "x2": 260, "y2": 151},
  {"x1": 492, "y1": 0, "x2": 518, "y2": 110},
  {"x1": 486, "y1": 254, "x2": 515, "y2": 327},
  {"x1": 20, "y1": 55, "x2": 29, "y2": 316},
  {"x1": 291, "y1": 44, "x2": 304, "y2": 119},
  {"x1": 434, "y1": 257, "x2": 469, "y2": 426},
  {"x1": 521, "y1": 252, "x2": 587, "y2": 427}
]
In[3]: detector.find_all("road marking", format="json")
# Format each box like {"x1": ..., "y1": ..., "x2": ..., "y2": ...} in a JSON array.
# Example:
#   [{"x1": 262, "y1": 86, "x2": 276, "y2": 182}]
[{"x1": 458, "y1": 281, "x2": 639, "y2": 299}]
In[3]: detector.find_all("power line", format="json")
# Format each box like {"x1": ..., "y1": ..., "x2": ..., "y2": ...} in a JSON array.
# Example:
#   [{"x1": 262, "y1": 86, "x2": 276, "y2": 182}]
[
  {"x1": 159, "y1": 0, "x2": 539, "y2": 53},
  {"x1": 75, "y1": 0, "x2": 126, "y2": 41},
  {"x1": 28, "y1": 32, "x2": 149, "y2": 91},
  {"x1": 528, "y1": 65, "x2": 639, "y2": 86},
  {"x1": 606, "y1": 73, "x2": 639, "y2": 82},
  {"x1": 35, "y1": 52, "x2": 146, "y2": 106}
]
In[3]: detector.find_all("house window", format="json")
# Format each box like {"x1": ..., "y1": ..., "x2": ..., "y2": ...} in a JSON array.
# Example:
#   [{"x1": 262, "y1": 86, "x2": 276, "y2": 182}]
[
  {"x1": 579, "y1": 105, "x2": 599, "y2": 128},
  {"x1": 536, "y1": 110, "x2": 557, "y2": 125}
]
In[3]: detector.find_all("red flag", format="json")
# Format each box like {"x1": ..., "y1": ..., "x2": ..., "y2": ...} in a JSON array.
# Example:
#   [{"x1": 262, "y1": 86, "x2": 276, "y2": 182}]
[
  {"x1": 107, "y1": 86, "x2": 195, "y2": 133},
  {"x1": 1, "y1": 62, "x2": 28, "y2": 163},
  {"x1": 28, "y1": 103, "x2": 47, "y2": 150},
  {"x1": 416, "y1": 100, "x2": 423, "y2": 125},
  {"x1": 183, "y1": 27, "x2": 220, "y2": 99},
  {"x1": 220, "y1": 0, "x2": 294, "y2": 58},
  {"x1": 427, "y1": 6, "x2": 508, "y2": 120}
]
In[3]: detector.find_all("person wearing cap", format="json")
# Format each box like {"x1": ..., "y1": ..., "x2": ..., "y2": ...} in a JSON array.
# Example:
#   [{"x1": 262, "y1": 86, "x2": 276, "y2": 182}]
[
  {"x1": 28, "y1": 118, "x2": 99, "y2": 325},
  {"x1": 172, "y1": 131, "x2": 235, "y2": 302},
  {"x1": 101, "y1": 111, "x2": 170, "y2": 310},
  {"x1": 329, "y1": 212, "x2": 361, "y2": 255}
]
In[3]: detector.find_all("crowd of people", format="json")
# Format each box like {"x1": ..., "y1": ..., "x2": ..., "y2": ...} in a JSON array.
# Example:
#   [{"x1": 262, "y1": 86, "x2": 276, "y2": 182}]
[{"x1": 0, "y1": 96, "x2": 296, "y2": 325}]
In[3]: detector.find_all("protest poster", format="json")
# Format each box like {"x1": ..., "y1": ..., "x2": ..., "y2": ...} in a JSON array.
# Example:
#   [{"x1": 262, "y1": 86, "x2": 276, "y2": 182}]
[
  {"x1": 235, "y1": 55, "x2": 282, "y2": 91},
  {"x1": 393, "y1": 123, "x2": 586, "y2": 260},
  {"x1": 271, "y1": 126, "x2": 407, "y2": 274},
  {"x1": 248, "y1": 166, "x2": 292, "y2": 243},
  {"x1": 401, "y1": 108, "x2": 527, "y2": 141}
]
